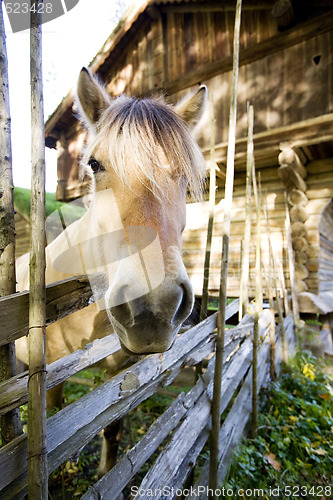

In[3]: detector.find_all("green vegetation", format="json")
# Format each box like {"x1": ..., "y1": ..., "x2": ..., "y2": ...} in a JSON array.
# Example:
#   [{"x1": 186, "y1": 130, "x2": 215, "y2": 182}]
[
  {"x1": 221, "y1": 350, "x2": 333, "y2": 499},
  {"x1": 14, "y1": 187, "x2": 86, "y2": 222}
]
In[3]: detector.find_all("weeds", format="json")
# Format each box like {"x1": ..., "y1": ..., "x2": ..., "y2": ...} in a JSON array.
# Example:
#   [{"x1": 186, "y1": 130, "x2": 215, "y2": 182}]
[{"x1": 222, "y1": 350, "x2": 333, "y2": 499}]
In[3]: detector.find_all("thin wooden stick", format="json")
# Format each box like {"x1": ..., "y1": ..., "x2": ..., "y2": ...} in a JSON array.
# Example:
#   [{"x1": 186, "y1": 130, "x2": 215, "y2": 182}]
[
  {"x1": 252, "y1": 169, "x2": 261, "y2": 439},
  {"x1": 209, "y1": 0, "x2": 242, "y2": 496},
  {"x1": 284, "y1": 196, "x2": 300, "y2": 325},
  {"x1": 263, "y1": 197, "x2": 288, "y2": 364},
  {"x1": 239, "y1": 103, "x2": 253, "y2": 320},
  {"x1": 0, "y1": 0, "x2": 23, "y2": 444},
  {"x1": 251, "y1": 169, "x2": 263, "y2": 312},
  {"x1": 278, "y1": 259, "x2": 290, "y2": 316},
  {"x1": 28, "y1": 2, "x2": 48, "y2": 497},
  {"x1": 264, "y1": 263, "x2": 276, "y2": 380},
  {"x1": 200, "y1": 93, "x2": 216, "y2": 322}
]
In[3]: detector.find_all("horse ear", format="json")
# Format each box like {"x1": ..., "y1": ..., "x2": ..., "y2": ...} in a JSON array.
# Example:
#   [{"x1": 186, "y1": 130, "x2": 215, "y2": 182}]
[
  {"x1": 175, "y1": 85, "x2": 207, "y2": 129},
  {"x1": 76, "y1": 67, "x2": 111, "y2": 126}
]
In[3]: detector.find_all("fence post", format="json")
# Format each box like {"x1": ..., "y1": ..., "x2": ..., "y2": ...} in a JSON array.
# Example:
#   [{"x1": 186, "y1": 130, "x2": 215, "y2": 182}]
[
  {"x1": 265, "y1": 263, "x2": 276, "y2": 380},
  {"x1": 249, "y1": 110, "x2": 261, "y2": 439},
  {"x1": 264, "y1": 197, "x2": 288, "y2": 364},
  {"x1": 249, "y1": 169, "x2": 263, "y2": 439},
  {"x1": 239, "y1": 103, "x2": 253, "y2": 321},
  {"x1": 200, "y1": 94, "x2": 216, "y2": 322},
  {"x1": 28, "y1": 1, "x2": 48, "y2": 497},
  {"x1": 285, "y1": 197, "x2": 300, "y2": 325},
  {"x1": 0, "y1": 0, "x2": 23, "y2": 444},
  {"x1": 209, "y1": 0, "x2": 242, "y2": 496}
]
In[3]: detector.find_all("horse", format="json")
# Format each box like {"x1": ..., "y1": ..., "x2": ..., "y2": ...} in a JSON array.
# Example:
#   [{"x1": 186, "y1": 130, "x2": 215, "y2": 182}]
[{"x1": 15, "y1": 67, "x2": 207, "y2": 474}]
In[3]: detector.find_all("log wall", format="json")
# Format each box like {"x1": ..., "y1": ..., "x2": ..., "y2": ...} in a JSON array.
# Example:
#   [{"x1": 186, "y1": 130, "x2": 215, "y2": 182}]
[
  {"x1": 183, "y1": 157, "x2": 333, "y2": 303},
  {"x1": 104, "y1": 8, "x2": 278, "y2": 98}
]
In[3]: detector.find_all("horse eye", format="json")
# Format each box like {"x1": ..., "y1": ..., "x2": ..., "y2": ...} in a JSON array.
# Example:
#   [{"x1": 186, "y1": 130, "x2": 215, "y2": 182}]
[{"x1": 88, "y1": 158, "x2": 105, "y2": 174}]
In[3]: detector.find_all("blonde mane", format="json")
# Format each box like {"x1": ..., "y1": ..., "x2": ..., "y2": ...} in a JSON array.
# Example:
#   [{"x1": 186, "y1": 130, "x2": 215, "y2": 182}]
[{"x1": 81, "y1": 94, "x2": 206, "y2": 201}]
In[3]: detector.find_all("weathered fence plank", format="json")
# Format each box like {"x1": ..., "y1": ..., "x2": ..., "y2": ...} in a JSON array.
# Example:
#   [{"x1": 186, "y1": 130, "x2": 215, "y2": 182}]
[
  {"x1": 82, "y1": 314, "x2": 256, "y2": 499},
  {"x1": 191, "y1": 314, "x2": 294, "y2": 499},
  {"x1": 82, "y1": 384, "x2": 205, "y2": 499},
  {"x1": 1, "y1": 356, "x2": 186, "y2": 498},
  {"x1": 0, "y1": 274, "x2": 104, "y2": 346},
  {"x1": 137, "y1": 311, "x2": 271, "y2": 499},
  {"x1": 217, "y1": 316, "x2": 295, "y2": 483},
  {"x1": 0, "y1": 333, "x2": 121, "y2": 415},
  {"x1": 84, "y1": 319, "x2": 258, "y2": 499},
  {"x1": 0, "y1": 304, "x2": 296, "y2": 500},
  {"x1": 0, "y1": 300, "x2": 239, "y2": 416}
]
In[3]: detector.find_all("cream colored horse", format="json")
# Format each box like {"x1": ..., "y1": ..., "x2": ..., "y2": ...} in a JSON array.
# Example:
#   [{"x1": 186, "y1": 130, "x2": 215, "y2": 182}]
[{"x1": 15, "y1": 67, "x2": 206, "y2": 472}]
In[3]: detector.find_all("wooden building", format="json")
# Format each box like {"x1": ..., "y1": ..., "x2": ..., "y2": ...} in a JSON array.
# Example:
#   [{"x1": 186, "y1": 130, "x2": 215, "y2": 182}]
[
  {"x1": 14, "y1": 211, "x2": 30, "y2": 259},
  {"x1": 45, "y1": 0, "x2": 333, "y2": 314}
]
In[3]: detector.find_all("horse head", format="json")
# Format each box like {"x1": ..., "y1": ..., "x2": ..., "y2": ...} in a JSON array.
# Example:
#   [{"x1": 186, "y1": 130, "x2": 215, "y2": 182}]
[{"x1": 75, "y1": 68, "x2": 207, "y2": 354}]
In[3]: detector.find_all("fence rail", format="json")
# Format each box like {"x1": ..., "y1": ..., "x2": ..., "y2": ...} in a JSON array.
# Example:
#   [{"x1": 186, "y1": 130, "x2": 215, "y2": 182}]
[{"x1": 0, "y1": 274, "x2": 106, "y2": 346}]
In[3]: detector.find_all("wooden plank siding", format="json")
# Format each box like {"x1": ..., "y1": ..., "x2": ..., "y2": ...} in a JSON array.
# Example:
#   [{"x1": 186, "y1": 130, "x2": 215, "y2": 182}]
[
  {"x1": 101, "y1": 8, "x2": 279, "y2": 99},
  {"x1": 58, "y1": 12, "x2": 333, "y2": 198}
]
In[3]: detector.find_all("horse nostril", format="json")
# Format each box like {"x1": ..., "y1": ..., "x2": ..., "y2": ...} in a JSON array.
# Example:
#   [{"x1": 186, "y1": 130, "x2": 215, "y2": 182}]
[{"x1": 172, "y1": 281, "x2": 194, "y2": 326}]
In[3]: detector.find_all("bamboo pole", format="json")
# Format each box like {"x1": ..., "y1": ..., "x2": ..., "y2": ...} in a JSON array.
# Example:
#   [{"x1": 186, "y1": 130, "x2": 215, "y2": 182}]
[
  {"x1": 251, "y1": 169, "x2": 263, "y2": 311},
  {"x1": 285, "y1": 196, "x2": 300, "y2": 325},
  {"x1": 239, "y1": 103, "x2": 253, "y2": 321},
  {"x1": 0, "y1": 0, "x2": 23, "y2": 444},
  {"x1": 28, "y1": 2, "x2": 48, "y2": 497},
  {"x1": 264, "y1": 262, "x2": 276, "y2": 381},
  {"x1": 252, "y1": 167, "x2": 261, "y2": 439},
  {"x1": 278, "y1": 259, "x2": 290, "y2": 316},
  {"x1": 209, "y1": 1, "x2": 242, "y2": 496},
  {"x1": 263, "y1": 197, "x2": 288, "y2": 364},
  {"x1": 200, "y1": 93, "x2": 216, "y2": 322}
]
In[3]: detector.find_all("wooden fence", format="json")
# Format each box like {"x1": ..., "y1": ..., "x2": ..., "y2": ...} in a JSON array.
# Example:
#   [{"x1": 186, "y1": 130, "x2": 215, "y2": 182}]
[
  {"x1": 0, "y1": 270, "x2": 294, "y2": 498},
  {"x1": 0, "y1": 1, "x2": 296, "y2": 495}
]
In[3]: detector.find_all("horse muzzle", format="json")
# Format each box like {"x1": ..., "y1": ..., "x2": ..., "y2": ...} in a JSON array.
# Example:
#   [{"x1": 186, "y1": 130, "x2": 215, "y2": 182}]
[{"x1": 105, "y1": 276, "x2": 194, "y2": 354}]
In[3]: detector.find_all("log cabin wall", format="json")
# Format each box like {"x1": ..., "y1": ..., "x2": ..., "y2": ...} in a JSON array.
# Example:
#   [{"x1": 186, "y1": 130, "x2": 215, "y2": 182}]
[
  {"x1": 45, "y1": 1, "x2": 333, "y2": 311},
  {"x1": 182, "y1": 157, "x2": 333, "y2": 301}
]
